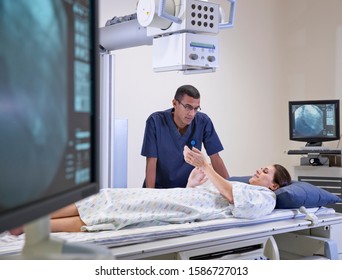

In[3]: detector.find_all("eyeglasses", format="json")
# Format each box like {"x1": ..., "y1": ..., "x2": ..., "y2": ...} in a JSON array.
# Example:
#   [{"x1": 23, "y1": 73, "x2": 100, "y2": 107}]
[{"x1": 176, "y1": 99, "x2": 201, "y2": 112}]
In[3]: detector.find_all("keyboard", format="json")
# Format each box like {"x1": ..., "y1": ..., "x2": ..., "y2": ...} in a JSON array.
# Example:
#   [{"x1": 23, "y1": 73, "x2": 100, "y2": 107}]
[{"x1": 287, "y1": 149, "x2": 341, "y2": 155}]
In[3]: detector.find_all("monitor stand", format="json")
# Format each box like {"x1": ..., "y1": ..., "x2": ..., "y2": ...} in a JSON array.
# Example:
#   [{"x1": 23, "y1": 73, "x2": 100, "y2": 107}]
[
  {"x1": 305, "y1": 142, "x2": 323, "y2": 147},
  {"x1": 20, "y1": 216, "x2": 113, "y2": 259}
]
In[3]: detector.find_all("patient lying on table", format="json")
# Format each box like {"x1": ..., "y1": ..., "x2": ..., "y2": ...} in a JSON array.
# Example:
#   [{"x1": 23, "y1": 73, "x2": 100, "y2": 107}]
[{"x1": 48, "y1": 146, "x2": 291, "y2": 232}]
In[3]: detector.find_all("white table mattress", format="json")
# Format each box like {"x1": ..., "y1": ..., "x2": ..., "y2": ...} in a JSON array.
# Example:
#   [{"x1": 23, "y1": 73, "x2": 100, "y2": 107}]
[{"x1": 0, "y1": 207, "x2": 336, "y2": 256}]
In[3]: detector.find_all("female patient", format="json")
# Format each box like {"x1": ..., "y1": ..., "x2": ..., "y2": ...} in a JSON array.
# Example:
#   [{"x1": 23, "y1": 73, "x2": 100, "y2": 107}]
[{"x1": 47, "y1": 146, "x2": 291, "y2": 233}]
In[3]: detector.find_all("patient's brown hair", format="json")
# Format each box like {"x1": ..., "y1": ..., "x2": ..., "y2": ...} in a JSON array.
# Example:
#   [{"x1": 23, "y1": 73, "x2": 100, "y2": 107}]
[{"x1": 273, "y1": 164, "x2": 292, "y2": 187}]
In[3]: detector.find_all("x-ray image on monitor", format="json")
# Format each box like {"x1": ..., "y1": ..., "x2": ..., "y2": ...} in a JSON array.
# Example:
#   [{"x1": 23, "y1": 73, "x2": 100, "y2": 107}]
[
  {"x1": 0, "y1": 0, "x2": 94, "y2": 211},
  {"x1": 294, "y1": 105, "x2": 324, "y2": 137},
  {"x1": 289, "y1": 100, "x2": 340, "y2": 146},
  {"x1": 0, "y1": 1, "x2": 68, "y2": 209},
  {"x1": 0, "y1": 1, "x2": 99, "y2": 259}
]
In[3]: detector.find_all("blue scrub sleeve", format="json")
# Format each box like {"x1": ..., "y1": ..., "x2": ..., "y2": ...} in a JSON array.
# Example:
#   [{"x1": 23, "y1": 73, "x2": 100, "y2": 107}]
[
  {"x1": 141, "y1": 116, "x2": 158, "y2": 157},
  {"x1": 202, "y1": 118, "x2": 224, "y2": 156}
]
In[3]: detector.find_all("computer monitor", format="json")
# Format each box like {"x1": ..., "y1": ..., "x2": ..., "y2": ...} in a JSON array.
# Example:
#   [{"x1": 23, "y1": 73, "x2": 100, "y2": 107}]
[
  {"x1": 0, "y1": 0, "x2": 104, "y2": 258},
  {"x1": 289, "y1": 99, "x2": 340, "y2": 146}
]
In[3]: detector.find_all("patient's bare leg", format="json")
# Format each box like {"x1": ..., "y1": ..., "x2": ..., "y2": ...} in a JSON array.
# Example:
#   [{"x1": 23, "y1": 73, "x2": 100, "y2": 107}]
[
  {"x1": 50, "y1": 204, "x2": 85, "y2": 232},
  {"x1": 50, "y1": 204, "x2": 79, "y2": 218},
  {"x1": 8, "y1": 204, "x2": 80, "y2": 235},
  {"x1": 50, "y1": 216, "x2": 85, "y2": 232}
]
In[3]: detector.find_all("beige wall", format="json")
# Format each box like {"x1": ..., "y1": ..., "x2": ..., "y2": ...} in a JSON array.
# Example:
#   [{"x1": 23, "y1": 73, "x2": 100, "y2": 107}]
[{"x1": 99, "y1": 0, "x2": 342, "y2": 187}]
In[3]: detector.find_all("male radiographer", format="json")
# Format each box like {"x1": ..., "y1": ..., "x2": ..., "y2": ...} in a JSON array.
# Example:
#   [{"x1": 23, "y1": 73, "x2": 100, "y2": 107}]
[{"x1": 141, "y1": 84, "x2": 229, "y2": 188}]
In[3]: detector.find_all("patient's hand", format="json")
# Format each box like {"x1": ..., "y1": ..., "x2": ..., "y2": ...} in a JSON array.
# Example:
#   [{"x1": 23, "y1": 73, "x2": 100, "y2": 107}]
[
  {"x1": 183, "y1": 146, "x2": 208, "y2": 169},
  {"x1": 186, "y1": 167, "x2": 208, "y2": 188}
]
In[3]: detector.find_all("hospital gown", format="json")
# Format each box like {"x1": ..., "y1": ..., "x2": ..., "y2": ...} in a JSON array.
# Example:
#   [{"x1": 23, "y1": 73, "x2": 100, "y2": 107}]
[{"x1": 75, "y1": 181, "x2": 276, "y2": 232}]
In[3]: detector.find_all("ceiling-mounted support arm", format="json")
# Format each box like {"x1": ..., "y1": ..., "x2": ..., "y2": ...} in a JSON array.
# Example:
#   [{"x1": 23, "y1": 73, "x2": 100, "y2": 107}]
[
  {"x1": 219, "y1": 0, "x2": 236, "y2": 29},
  {"x1": 158, "y1": 0, "x2": 182, "y2": 24}
]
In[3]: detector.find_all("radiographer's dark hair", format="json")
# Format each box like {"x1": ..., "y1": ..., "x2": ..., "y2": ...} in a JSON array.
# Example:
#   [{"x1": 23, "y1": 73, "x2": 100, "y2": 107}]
[
  {"x1": 273, "y1": 164, "x2": 292, "y2": 187},
  {"x1": 174, "y1": 85, "x2": 200, "y2": 100}
]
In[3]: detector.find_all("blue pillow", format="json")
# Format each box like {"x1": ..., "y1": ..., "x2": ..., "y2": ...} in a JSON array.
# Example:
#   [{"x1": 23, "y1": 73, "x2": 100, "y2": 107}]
[
  {"x1": 228, "y1": 176, "x2": 342, "y2": 209},
  {"x1": 274, "y1": 181, "x2": 342, "y2": 209},
  {"x1": 228, "y1": 176, "x2": 251, "y2": 183}
]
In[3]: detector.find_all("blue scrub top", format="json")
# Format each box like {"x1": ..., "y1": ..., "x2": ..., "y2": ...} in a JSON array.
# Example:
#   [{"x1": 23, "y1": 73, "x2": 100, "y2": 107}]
[{"x1": 141, "y1": 108, "x2": 224, "y2": 188}]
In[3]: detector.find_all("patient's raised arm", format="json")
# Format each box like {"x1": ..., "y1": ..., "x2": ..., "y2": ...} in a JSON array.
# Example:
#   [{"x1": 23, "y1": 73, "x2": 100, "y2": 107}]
[{"x1": 184, "y1": 146, "x2": 234, "y2": 203}]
